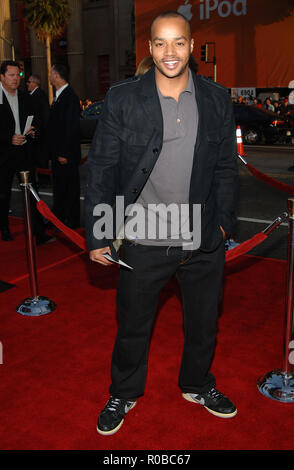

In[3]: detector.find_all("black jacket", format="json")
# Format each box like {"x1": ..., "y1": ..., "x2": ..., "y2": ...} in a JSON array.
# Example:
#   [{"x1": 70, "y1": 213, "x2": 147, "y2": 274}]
[
  {"x1": 30, "y1": 87, "x2": 50, "y2": 134},
  {"x1": 29, "y1": 87, "x2": 50, "y2": 167},
  {"x1": 0, "y1": 88, "x2": 39, "y2": 167},
  {"x1": 85, "y1": 67, "x2": 238, "y2": 253},
  {"x1": 47, "y1": 85, "x2": 81, "y2": 164}
]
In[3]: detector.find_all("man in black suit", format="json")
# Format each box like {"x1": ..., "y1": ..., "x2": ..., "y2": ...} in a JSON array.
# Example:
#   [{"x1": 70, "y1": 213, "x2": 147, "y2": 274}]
[
  {"x1": 47, "y1": 63, "x2": 81, "y2": 229},
  {"x1": 26, "y1": 74, "x2": 50, "y2": 180},
  {"x1": 85, "y1": 12, "x2": 238, "y2": 435},
  {"x1": 0, "y1": 60, "x2": 52, "y2": 243}
]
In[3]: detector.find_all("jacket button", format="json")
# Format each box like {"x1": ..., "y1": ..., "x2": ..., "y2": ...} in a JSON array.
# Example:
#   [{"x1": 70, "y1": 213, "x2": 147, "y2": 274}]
[
  {"x1": 153, "y1": 148, "x2": 159, "y2": 154},
  {"x1": 132, "y1": 188, "x2": 138, "y2": 194},
  {"x1": 141, "y1": 168, "x2": 148, "y2": 174}
]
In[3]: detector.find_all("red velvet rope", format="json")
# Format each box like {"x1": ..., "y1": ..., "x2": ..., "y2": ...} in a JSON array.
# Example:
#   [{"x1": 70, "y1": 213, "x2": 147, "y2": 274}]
[
  {"x1": 36, "y1": 200, "x2": 269, "y2": 263},
  {"x1": 36, "y1": 167, "x2": 51, "y2": 175},
  {"x1": 246, "y1": 163, "x2": 294, "y2": 195},
  {"x1": 36, "y1": 200, "x2": 87, "y2": 251},
  {"x1": 32, "y1": 143, "x2": 292, "y2": 266},
  {"x1": 80, "y1": 155, "x2": 88, "y2": 166},
  {"x1": 225, "y1": 231, "x2": 268, "y2": 262}
]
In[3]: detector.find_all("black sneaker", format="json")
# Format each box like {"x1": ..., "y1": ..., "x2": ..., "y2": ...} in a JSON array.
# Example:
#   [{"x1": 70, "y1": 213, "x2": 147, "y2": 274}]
[
  {"x1": 183, "y1": 387, "x2": 237, "y2": 418},
  {"x1": 97, "y1": 396, "x2": 136, "y2": 435}
]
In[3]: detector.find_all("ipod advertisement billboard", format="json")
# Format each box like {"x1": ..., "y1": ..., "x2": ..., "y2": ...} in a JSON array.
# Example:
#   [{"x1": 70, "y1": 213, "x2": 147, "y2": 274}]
[{"x1": 135, "y1": 0, "x2": 294, "y2": 89}]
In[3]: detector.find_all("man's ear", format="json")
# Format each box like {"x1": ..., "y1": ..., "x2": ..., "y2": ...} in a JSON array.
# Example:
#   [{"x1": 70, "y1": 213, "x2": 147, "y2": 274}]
[
  {"x1": 149, "y1": 40, "x2": 152, "y2": 55},
  {"x1": 190, "y1": 38, "x2": 194, "y2": 54}
]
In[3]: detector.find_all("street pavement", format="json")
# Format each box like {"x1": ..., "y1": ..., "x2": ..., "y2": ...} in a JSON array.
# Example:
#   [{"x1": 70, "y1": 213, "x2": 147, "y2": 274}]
[
  {"x1": 10, "y1": 143, "x2": 294, "y2": 261},
  {"x1": 234, "y1": 145, "x2": 293, "y2": 261}
]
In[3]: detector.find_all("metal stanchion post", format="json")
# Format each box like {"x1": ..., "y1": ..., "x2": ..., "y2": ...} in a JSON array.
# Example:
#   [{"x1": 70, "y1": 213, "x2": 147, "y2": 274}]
[
  {"x1": 16, "y1": 171, "x2": 56, "y2": 316},
  {"x1": 257, "y1": 198, "x2": 294, "y2": 402}
]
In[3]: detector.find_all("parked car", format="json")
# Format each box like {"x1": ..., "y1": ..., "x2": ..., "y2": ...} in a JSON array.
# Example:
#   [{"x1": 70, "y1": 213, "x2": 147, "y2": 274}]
[
  {"x1": 80, "y1": 101, "x2": 104, "y2": 142},
  {"x1": 80, "y1": 100, "x2": 294, "y2": 145},
  {"x1": 233, "y1": 104, "x2": 294, "y2": 144}
]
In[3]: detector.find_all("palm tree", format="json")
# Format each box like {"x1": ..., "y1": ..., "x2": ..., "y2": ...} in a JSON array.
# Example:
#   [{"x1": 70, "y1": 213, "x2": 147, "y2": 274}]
[{"x1": 19, "y1": 0, "x2": 70, "y2": 103}]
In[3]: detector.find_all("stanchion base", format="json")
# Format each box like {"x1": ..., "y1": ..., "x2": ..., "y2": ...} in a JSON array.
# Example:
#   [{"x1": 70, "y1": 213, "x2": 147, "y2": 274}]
[
  {"x1": 257, "y1": 369, "x2": 294, "y2": 403},
  {"x1": 16, "y1": 296, "x2": 56, "y2": 316}
]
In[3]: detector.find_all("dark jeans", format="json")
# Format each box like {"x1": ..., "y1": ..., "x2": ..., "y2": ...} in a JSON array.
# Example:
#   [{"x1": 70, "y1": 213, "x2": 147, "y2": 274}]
[{"x1": 109, "y1": 239, "x2": 225, "y2": 400}]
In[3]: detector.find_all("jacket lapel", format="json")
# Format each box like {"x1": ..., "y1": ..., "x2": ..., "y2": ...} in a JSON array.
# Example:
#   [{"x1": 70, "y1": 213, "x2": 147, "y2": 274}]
[
  {"x1": 1, "y1": 92, "x2": 15, "y2": 130},
  {"x1": 190, "y1": 73, "x2": 209, "y2": 183},
  {"x1": 55, "y1": 85, "x2": 70, "y2": 104},
  {"x1": 138, "y1": 67, "x2": 163, "y2": 144},
  {"x1": 193, "y1": 73, "x2": 204, "y2": 155},
  {"x1": 135, "y1": 68, "x2": 209, "y2": 197}
]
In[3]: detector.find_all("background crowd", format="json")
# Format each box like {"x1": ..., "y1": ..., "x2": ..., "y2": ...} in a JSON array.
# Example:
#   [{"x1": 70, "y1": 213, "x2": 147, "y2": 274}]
[{"x1": 233, "y1": 94, "x2": 293, "y2": 118}]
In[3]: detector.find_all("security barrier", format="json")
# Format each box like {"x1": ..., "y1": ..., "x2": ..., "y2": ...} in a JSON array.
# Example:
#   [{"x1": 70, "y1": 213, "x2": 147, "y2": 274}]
[
  {"x1": 257, "y1": 198, "x2": 294, "y2": 402},
  {"x1": 14, "y1": 128, "x2": 294, "y2": 401},
  {"x1": 16, "y1": 171, "x2": 56, "y2": 316}
]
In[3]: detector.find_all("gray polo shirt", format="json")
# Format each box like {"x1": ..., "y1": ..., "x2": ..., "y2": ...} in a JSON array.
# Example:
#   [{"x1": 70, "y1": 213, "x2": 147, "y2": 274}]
[{"x1": 125, "y1": 69, "x2": 198, "y2": 246}]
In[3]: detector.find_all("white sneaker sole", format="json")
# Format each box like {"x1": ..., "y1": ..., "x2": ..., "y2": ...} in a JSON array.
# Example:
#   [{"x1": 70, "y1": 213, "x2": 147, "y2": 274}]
[
  {"x1": 182, "y1": 393, "x2": 237, "y2": 418},
  {"x1": 97, "y1": 401, "x2": 137, "y2": 436}
]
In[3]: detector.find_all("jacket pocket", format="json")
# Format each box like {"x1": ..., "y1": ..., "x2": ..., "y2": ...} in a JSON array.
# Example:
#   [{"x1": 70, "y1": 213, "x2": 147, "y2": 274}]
[{"x1": 206, "y1": 131, "x2": 223, "y2": 144}]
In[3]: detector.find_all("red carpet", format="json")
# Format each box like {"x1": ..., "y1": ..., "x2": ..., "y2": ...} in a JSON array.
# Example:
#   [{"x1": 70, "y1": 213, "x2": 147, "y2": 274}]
[{"x1": 0, "y1": 219, "x2": 293, "y2": 450}]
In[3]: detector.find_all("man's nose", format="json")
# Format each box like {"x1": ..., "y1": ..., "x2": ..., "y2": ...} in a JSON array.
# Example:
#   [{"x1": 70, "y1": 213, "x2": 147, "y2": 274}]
[{"x1": 165, "y1": 42, "x2": 176, "y2": 56}]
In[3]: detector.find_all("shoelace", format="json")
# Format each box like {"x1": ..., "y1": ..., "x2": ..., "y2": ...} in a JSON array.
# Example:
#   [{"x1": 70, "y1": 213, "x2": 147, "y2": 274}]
[
  {"x1": 106, "y1": 397, "x2": 123, "y2": 412},
  {"x1": 207, "y1": 388, "x2": 223, "y2": 401}
]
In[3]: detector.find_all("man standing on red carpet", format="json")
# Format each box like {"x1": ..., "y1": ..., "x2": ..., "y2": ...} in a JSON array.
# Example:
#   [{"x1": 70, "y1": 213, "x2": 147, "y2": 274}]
[
  {"x1": 47, "y1": 64, "x2": 81, "y2": 229},
  {"x1": 0, "y1": 60, "x2": 53, "y2": 244},
  {"x1": 85, "y1": 11, "x2": 238, "y2": 435}
]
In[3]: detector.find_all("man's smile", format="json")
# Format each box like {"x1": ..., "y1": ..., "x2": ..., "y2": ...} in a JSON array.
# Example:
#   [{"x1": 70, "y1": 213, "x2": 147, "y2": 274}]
[{"x1": 162, "y1": 59, "x2": 181, "y2": 69}]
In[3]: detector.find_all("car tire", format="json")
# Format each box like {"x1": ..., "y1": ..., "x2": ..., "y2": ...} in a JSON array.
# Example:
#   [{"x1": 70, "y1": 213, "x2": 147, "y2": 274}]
[{"x1": 243, "y1": 128, "x2": 261, "y2": 145}]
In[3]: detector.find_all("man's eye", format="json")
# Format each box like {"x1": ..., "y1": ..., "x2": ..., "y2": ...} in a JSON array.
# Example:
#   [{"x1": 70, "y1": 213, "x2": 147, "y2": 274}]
[
  {"x1": 155, "y1": 43, "x2": 163, "y2": 47},
  {"x1": 176, "y1": 42, "x2": 185, "y2": 46}
]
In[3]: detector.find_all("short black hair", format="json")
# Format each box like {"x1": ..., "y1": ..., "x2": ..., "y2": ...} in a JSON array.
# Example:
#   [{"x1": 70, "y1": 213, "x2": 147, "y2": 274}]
[
  {"x1": 0, "y1": 60, "x2": 20, "y2": 76},
  {"x1": 52, "y1": 63, "x2": 69, "y2": 82},
  {"x1": 150, "y1": 10, "x2": 192, "y2": 39}
]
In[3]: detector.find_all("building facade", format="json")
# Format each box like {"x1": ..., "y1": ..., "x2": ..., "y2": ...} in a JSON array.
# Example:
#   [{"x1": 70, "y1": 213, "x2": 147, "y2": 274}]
[{"x1": 0, "y1": 0, "x2": 136, "y2": 101}]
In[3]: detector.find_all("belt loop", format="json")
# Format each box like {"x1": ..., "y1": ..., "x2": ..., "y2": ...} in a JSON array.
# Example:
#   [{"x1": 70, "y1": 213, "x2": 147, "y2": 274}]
[{"x1": 166, "y1": 245, "x2": 172, "y2": 256}]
